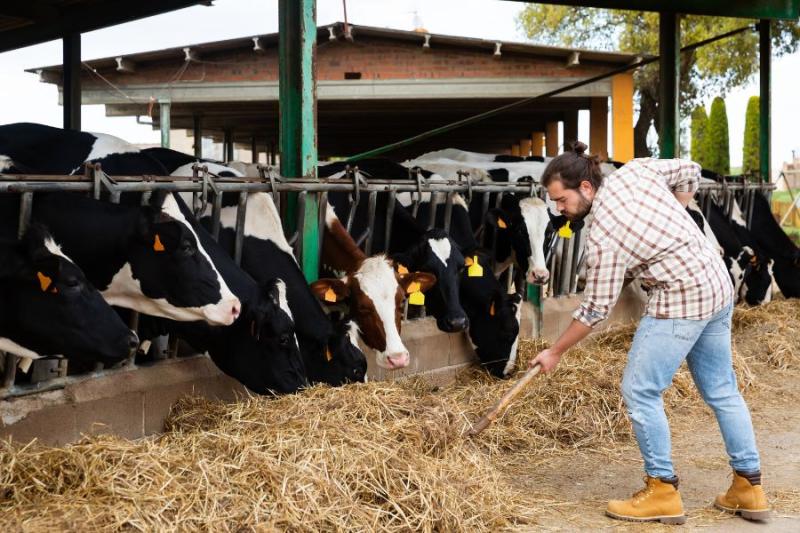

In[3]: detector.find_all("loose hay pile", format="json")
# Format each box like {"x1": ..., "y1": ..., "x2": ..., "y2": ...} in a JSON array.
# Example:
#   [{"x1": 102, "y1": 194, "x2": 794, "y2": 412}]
[
  {"x1": 0, "y1": 300, "x2": 796, "y2": 530},
  {"x1": 0, "y1": 387, "x2": 542, "y2": 532}
]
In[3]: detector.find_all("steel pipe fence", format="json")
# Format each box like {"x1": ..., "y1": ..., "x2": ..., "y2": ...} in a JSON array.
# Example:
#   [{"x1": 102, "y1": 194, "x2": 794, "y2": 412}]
[{"x1": 0, "y1": 165, "x2": 776, "y2": 399}]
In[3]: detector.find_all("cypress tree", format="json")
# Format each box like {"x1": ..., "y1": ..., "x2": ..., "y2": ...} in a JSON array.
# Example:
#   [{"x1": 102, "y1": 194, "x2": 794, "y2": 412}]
[
  {"x1": 742, "y1": 96, "x2": 760, "y2": 176},
  {"x1": 706, "y1": 97, "x2": 730, "y2": 175},
  {"x1": 690, "y1": 106, "x2": 709, "y2": 168}
]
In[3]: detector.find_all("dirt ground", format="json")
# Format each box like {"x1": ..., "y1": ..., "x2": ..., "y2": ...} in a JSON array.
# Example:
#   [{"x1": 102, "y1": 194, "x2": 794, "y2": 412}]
[{"x1": 500, "y1": 367, "x2": 800, "y2": 532}]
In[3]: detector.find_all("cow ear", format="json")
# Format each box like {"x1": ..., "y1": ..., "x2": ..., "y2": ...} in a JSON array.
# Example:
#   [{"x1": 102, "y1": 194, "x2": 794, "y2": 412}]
[
  {"x1": 400, "y1": 272, "x2": 437, "y2": 294},
  {"x1": 310, "y1": 278, "x2": 350, "y2": 304},
  {"x1": 486, "y1": 208, "x2": 511, "y2": 230}
]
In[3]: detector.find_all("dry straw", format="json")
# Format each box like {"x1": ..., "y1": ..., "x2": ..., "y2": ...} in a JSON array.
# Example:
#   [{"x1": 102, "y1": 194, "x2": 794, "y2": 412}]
[{"x1": 0, "y1": 300, "x2": 797, "y2": 531}]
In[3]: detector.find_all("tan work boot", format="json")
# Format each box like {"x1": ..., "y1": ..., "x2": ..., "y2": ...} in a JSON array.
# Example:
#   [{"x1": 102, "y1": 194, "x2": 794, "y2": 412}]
[
  {"x1": 714, "y1": 471, "x2": 771, "y2": 521},
  {"x1": 606, "y1": 476, "x2": 687, "y2": 525}
]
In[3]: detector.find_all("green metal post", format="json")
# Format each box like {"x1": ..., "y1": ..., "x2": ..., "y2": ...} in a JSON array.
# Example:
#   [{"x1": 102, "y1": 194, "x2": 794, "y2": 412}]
[
  {"x1": 159, "y1": 99, "x2": 170, "y2": 148},
  {"x1": 659, "y1": 12, "x2": 679, "y2": 158},
  {"x1": 279, "y1": 0, "x2": 319, "y2": 282},
  {"x1": 527, "y1": 283, "x2": 544, "y2": 338},
  {"x1": 760, "y1": 20, "x2": 771, "y2": 183}
]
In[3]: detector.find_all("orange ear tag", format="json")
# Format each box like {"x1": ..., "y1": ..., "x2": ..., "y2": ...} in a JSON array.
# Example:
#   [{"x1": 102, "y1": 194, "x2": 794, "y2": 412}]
[
  {"x1": 464, "y1": 256, "x2": 473, "y2": 267},
  {"x1": 325, "y1": 346, "x2": 333, "y2": 362},
  {"x1": 749, "y1": 255, "x2": 758, "y2": 265},
  {"x1": 36, "y1": 272, "x2": 52, "y2": 292},
  {"x1": 497, "y1": 218, "x2": 508, "y2": 229},
  {"x1": 467, "y1": 256, "x2": 483, "y2": 278},
  {"x1": 397, "y1": 263, "x2": 409, "y2": 275},
  {"x1": 406, "y1": 281, "x2": 421, "y2": 294},
  {"x1": 324, "y1": 287, "x2": 338, "y2": 303},
  {"x1": 489, "y1": 301, "x2": 496, "y2": 316},
  {"x1": 409, "y1": 291, "x2": 425, "y2": 306},
  {"x1": 153, "y1": 234, "x2": 166, "y2": 252},
  {"x1": 558, "y1": 221, "x2": 573, "y2": 239}
]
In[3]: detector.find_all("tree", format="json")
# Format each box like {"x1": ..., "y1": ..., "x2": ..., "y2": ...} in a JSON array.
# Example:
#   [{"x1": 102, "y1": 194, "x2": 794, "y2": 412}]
[
  {"x1": 742, "y1": 96, "x2": 760, "y2": 175},
  {"x1": 690, "y1": 106, "x2": 709, "y2": 167},
  {"x1": 516, "y1": 8, "x2": 800, "y2": 157},
  {"x1": 706, "y1": 97, "x2": 730, "y2": 175}
]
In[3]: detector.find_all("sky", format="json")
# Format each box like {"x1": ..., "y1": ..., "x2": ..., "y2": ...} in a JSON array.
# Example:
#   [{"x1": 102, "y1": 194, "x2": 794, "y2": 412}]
[{"x1": 0, "y1": 0, "x2": 797, "y2": 176}]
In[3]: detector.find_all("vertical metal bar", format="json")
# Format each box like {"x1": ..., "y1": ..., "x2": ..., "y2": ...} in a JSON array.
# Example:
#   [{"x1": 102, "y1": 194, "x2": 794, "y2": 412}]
[
  {"x1": 293, "y1": 191, "x2": 308, "y2": 261},
  {"x1": 62, "y1": 32, "x2": 81, "y2": 131},
  {"x1": 364, "y1": 191, "x2": 377, "y2": 256},
  {"x1": 658, "y1": 12, "x2": 679, "y2": 158},
  {"x1": 479, "y1": 192, "x2": 491, "y2": 245},
  {"x1": 558, "y1": 237, "x2": 572, "y2": 296},
  {"x1": 317, "y1": 191, "x2": 327, "y2": 267},
  {"x1": 384, "y1": 191, "x2": 396, "y2": 254},
  {"x1": 234, "y1": 192, "x2": 248, "y2": 266},
  {"x1": 443, "y1": 192, "x2": 454, "y2": 234},
  {"x1": 17, "y1": 192, "x2": 33, "y2": 238},
  {"x1": 251, "y1": 135, "x2": 258, "y2": 163},
  {"x1": 224, "y1": 129, "x2": 234, "y2": 163},
  {"x1": 2, "y1": 354, "x2": 17, "y2": 391},
  {"x1": 280, "y1": 0, "x2": 319, "y2": 282},
  {"x1": 759, "y1": 20, "x2": 771, "y2": 183},
  {"x1": 159, "y1": 99, "x2": 171, "y2": 148},
  {"x1": 569, "y1": 229, "x2": 582, "y2": 294},
  {"x1": 427, "y1": 191, "x2": 440, "y2": 230},
  {"x1": 211, "y1": 192, "x2": 223, "y2": 242},
  {"x1": 193, "y1": 115, "x2": 202, "y2": 158}
]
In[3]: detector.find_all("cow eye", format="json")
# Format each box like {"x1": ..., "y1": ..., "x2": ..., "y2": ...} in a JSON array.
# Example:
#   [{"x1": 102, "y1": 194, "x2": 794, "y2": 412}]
[
  {"x1": 178, "y1": 239, "x2": 195, "y2": 256},
  {"x1": 279, "y1": 333, "x2": 292, "y2": 347},
  {"x1": 63, "y1": 276, "x2": 81, "y2": 289}
]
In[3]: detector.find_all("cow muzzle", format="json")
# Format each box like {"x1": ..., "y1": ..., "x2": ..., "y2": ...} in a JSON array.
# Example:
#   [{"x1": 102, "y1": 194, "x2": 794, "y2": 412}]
[
  {"x1": 527, "y1": 268, "x2": 550, "y2": 285},
  {"x1": 203, "y1": 296, "x2": 242, "y2": 326},
  {"x1": 381, "y1": 350, "x2": 410, "y2": 370}
]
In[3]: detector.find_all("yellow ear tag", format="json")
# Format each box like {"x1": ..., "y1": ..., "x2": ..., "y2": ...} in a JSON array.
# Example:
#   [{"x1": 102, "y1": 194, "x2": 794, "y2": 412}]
[
  {"x1": 467, "y1": 256, "x2": 483, "y2": 278},
  {"x1": 558, "y1": 220, "x2": 573, "y2": 239},
  {"x1": 397, "y1": 264, "x2": 409, "y2": 275},
  {"x1": 409, "y1": 291, "x2": 425, "y2": 306},
  {"x1": 407, "y1": 281, "x2": 421, "y2": 294},
  {"x1": 153, "y1": 234, "x2": 166, "y2": 252},
  {"x1": 489, "y1": 301, "x2": 496, "y2": 316},
  {"x1": 325, "y1": 346, "x2": 333, "y2": 362},
  {"x1": 497, "y1": 218, "x2": 508, "y2": 229},
  {"x1": 324, "y1": 287, "x2": 338, "y2": 303},
  {"x1": 36, "y1": 271, "x2": 52, "y2": 292}
]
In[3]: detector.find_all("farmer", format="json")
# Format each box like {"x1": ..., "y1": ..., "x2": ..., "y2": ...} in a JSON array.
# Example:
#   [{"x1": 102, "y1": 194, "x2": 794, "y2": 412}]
[{"x1": 530, "y1": 142, "x2": 769, "y2": 524}]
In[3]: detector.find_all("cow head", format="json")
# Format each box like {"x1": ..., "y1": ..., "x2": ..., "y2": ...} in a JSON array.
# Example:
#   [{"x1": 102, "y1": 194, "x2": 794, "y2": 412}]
[
  {"x1": 211, "y1": 278, "x2": 307, "y2": 395},
  {"x1": 486, "y1": 196, "x2": 551, "y2": 284},
  {"x1": 0, "y1": 226, "x2": 138, "y2": 366},
  {"x1": 736, "y1": 247, "x2": 774, "y2": 306},
  {"x1": 107, "y1": 191, "x2": 241, "y2": 326},
  {"x1": 321, "y1": 313, "x2": 368, "y2": 385},
  {"x1": 392, "y1": 229, "x2": 468, "y2": 333},
  {"x1": 459, "y1": 251, "x2": 523, "y2": 378},
  {"x1": 311, "y1": 256, "x2": 436, "y2": 370}
]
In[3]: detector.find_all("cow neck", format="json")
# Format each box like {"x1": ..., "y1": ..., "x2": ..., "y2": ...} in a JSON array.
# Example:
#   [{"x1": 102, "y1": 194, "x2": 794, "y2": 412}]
[
  {"x1": 33, "y1": 194, "x2": 136, "y2": 290},
  {"x1": 322, "y1": 208, "x2": 367, "y2": 274}
]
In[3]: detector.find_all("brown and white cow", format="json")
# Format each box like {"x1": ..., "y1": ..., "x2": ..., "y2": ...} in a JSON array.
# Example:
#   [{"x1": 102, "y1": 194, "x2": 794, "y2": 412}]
[{"x1": 310, "y1": 204, "x2": 436, "y2": 370}]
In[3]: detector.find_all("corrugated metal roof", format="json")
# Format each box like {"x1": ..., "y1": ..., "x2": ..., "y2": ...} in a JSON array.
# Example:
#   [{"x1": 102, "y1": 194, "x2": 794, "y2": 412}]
[{"x1": 28, "y1": 21, "x2": 646, "y2": 75}]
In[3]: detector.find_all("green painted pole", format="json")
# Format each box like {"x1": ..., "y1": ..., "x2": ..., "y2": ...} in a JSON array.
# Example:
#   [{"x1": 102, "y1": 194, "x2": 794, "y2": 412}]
[
  {"x1": 279, "y1": 0, "x2": 319, "y2": 282},
  {"x1": 659, "y1": 12, "x2": 679, "y2": 158},
  {"x1": 759, "y1": 20, "x2": 771, "y2": 183}
]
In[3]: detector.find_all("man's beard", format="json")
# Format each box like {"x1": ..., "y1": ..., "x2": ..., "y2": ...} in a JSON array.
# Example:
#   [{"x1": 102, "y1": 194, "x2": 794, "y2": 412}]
[{"x1": 566, "y1": 190, "x2": 592, "y2": 221}]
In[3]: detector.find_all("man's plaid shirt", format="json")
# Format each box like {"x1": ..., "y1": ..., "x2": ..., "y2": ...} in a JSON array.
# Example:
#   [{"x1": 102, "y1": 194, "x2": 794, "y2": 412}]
[{"x1": 574, "y1": 158, "x2": 734, "y2": 328}]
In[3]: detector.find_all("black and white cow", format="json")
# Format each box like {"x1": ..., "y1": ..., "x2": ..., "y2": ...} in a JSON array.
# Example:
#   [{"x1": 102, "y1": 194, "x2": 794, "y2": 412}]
[
  {"x1": 0, "y1": 225, "x2": 138, "y2": 369},
  {"x1": 141, "y1": 147, "x2": 368, "y2": 386},
  {"x1": 746, "y1": 192, "x2": 800, "y2": 298},
  {"x1": 133, "y1": 193, "x2": 309, "y2": 395},
  {"x1": 687, "y1": 200, "x2": 773, "y2": 305}
]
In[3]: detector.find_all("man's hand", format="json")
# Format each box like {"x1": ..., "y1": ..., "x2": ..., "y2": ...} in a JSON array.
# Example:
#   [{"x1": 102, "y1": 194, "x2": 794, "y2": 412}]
[
  {"x1": 673, "y1": 191, "x2": 695, "y2": 208},
  {"x1": 529, "y1": 347, "x2": 562, "y2": 374}
]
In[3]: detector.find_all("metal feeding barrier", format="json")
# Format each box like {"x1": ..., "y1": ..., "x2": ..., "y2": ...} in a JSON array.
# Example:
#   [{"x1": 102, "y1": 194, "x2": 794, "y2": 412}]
[
  {"x1": 0, "y1": 166, "x2": 778, "y2": 399},
  {"x1": 0, "y1": 164, "x2": 544, "y2": 399}
]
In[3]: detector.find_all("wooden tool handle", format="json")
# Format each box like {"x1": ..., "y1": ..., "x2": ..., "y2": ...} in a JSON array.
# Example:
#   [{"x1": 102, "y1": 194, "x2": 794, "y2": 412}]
[{"x1": 468, "y1": 364, "x2": 542, "y2": 437}]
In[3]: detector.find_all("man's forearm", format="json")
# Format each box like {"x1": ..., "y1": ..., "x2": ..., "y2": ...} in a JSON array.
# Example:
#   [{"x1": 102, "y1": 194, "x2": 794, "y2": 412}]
[
  {"x1": 674, "y1": 191, "x2": 695, "y2": 208},
  {"x1": 551, "y1": 319, "x2": 593, "y2": 356}
]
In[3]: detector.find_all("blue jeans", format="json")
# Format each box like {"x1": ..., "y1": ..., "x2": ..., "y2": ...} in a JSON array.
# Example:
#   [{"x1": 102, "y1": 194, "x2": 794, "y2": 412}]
[{"x1": 621, "y1": 303, "x2": 761, "y2": 478}]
